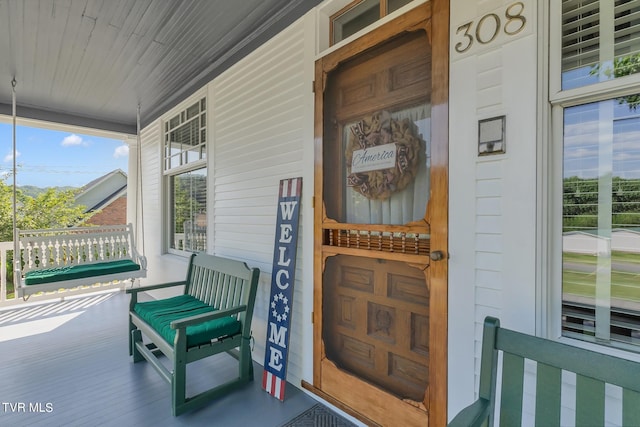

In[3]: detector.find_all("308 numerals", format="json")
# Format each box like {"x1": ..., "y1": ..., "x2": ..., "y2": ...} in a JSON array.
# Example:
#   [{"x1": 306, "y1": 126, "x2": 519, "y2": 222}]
[{"x1": 455, "y1": 2, "x2": 526, "y2": 54}]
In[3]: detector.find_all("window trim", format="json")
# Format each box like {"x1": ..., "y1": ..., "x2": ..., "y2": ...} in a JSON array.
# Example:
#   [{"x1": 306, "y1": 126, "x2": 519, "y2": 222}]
[{"x1": 163, "y1": 96, "x2": 207, "y2": 174}]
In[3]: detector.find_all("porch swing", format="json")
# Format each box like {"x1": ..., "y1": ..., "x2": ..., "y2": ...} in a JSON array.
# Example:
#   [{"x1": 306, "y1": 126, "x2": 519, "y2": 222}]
[{"x1": 10, "y1": 79, "x2": 147, "y2": 300}]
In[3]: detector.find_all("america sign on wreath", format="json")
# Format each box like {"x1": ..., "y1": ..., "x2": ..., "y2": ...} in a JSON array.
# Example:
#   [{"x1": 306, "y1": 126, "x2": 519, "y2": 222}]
[{"x1": 262, "y1": 177, "x2": 302, "y2": 400}]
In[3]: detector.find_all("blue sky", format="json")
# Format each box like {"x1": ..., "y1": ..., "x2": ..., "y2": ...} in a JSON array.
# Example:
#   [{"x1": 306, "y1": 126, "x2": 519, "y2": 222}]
[{"x1": 0, "y1": 124, "x2": 129, "y2": 188}]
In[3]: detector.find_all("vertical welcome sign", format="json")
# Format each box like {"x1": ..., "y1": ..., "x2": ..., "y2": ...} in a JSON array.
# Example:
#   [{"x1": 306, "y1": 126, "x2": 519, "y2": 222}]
[{"x1": 262, "y1": 177, "x2": 302, "y2": 400}]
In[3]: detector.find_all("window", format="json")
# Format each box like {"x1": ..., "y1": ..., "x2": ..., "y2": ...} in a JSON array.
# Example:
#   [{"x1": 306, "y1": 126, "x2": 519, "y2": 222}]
[
  {"x1": 561, "y1": 0, "x2": 640, "y2": 90},
  {"x1": 164, "y1": 97, "x2": 207, "y2": 170},
  {"x1": 555, "y1": 1, "x2": 640, "y2": 351},
  {"x1": 330, "y1": 0, "x2": 412, "y2": 45},
  {"x1": 164, "y1": 97, "x2": 207, "y2": 253}
]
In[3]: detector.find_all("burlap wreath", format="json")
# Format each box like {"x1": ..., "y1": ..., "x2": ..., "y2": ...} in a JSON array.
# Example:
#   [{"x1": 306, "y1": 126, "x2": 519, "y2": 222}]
[{"x1": 346, "y1": 110, "x2": 423, "y2": 200}]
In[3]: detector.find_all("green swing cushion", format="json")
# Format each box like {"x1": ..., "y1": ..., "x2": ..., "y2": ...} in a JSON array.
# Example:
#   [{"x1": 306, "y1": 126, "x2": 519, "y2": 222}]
[
  {"x1": 133, "y1": 294, "x2": 241, "y2": 347},
  {"x1": 24, "y1": 259, "x2": 141, "y2": 286}
]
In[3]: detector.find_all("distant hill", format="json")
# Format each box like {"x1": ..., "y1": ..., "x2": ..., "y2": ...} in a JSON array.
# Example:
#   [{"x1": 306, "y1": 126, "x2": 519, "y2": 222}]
[{"x1": 19, "y1": 185, "x2": 78, "y2": 198}]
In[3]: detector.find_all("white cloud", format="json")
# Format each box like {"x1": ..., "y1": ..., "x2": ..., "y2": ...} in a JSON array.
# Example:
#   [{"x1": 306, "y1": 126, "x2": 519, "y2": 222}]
[
  {"x1": 4, "y1": 150, "x2": 20, "y2": 162},
  {"x1": 113, "y1": 144, "x2": 129, "y2": 158},
  {"x1": 61, "y1": 134, "x2": 84, "y2": 146}
]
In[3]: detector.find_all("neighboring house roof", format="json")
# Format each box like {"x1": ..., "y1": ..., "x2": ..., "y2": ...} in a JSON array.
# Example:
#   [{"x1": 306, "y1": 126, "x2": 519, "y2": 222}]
[
  {"x1": 75, "y1": 169, "x2": 127, "y2": 212},
  {"x1": 75, "y1": 169, "x2": 127, "y2": 226}
]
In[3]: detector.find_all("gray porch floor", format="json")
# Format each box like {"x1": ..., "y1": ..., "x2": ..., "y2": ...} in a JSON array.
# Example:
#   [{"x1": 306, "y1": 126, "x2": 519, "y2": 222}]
[{"x1": 0, "y1": 290, "x2": 318, "y2": 427}]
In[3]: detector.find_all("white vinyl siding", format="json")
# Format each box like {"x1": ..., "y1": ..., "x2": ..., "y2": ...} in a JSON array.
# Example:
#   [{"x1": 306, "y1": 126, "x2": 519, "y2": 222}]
[
  {"x1": 211, "y1": 17, "x2": 308, "y2": 383},
  {"x1": 137, "y1": 11, "x2": 315, "y2": 388}
]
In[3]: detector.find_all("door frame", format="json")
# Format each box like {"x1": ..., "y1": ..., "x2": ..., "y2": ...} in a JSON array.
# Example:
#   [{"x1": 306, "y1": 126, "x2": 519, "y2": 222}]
[{"x1": 308, "y1": 1, "x2": 449, "y2": 426}]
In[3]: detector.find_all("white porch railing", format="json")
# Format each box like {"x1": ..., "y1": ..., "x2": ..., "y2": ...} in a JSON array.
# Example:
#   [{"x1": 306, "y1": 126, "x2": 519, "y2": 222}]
[{"x1": 174, "y1": 232, "x2": 207, "y2": 252}]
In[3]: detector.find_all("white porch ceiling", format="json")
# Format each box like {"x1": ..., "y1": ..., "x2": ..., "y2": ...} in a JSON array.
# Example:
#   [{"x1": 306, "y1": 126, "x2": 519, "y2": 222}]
[{"x1": 0, "y1": 0, "x2": 320, "y2": 134}]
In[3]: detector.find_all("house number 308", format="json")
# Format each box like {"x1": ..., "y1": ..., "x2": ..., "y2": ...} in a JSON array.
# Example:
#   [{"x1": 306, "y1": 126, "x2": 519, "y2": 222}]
[{"x1": 455, "y1": 2, "x2": 526, "y2": 54}]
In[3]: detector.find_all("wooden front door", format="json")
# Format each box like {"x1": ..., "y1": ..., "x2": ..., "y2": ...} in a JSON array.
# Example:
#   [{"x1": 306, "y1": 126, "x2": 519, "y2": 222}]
[{"x1": 312, "y1": 3, "x2": 449, "y2": 427}]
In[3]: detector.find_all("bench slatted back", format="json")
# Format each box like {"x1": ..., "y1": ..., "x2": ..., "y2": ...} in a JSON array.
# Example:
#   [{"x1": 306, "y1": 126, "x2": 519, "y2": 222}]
[
  {"x1": 480, "y1": 317, "x2": 640, "y2": 426},
  {"x1": 184, "y1": 253, "x2": 259, "y2": 337}
]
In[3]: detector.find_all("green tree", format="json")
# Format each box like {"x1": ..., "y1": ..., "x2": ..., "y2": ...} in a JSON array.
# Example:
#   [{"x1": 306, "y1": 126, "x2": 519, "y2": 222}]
[
  {"x1": 591, "y1": 53, "x2": 640, "y2": 110},
  {"x1": 19, "y1": 188, "x2": 91, "y2": 230},
  {"x1": 0, "y1": 179, "x2": 91, "y2": 297},
  {"x1": 0, "y1": 180, "x2": 91, "y2": 238},
  {"x1": 173, "y1": 174, "x2": 206, "y2": 234},
  {"x1": 0, "y1": 181, "x2": 15, "y2": 242},
  {"x1": 563, "y1": 176, "x2": 640, "y2": 231}
]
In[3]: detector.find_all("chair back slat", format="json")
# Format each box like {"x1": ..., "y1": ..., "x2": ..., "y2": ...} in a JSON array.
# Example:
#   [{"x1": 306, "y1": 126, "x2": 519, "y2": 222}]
[
  {"x1": 210, "y1": 271, "x2": 220, "y2": 306},
  {"x1": 223, "y1": 274, "x2": 234, "y2": 309},
  {"x1": 575, "y1": 374, "x2": 605, "y2": 427},
  {"x1": 189, "y1": 265, "x2": 200, "y2": 298},
  {"x1": 500, "y1": 353, "x2": 524, "y2": 427},
  {"x1": 534, "y1": 363, "x2": 561, "y2": 427},
  {"x1": 237, "y1": 278, "x2": 245, "y2": 306},
  {"x1": 203, "y1": 269, "x2": 212, "y2": 301},
  {"x1": 623, "y1": 389, "x2": 640, "y2": 426},
  {"x1": 225, "y1": 276, "x2": 236, "y2": 308},
  {"x1": 192, "y1": 265, "x2": 206, "y2": 300}
]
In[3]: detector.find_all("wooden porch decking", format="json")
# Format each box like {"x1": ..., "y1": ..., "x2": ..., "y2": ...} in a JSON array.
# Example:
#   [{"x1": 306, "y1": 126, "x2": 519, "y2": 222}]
[{"x1": 0, "y1": 290, "x2": 319, "y2": 426}]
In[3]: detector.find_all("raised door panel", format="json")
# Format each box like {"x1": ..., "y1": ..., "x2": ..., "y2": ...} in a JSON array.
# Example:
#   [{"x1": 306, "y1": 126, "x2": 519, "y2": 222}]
[{"x1": 323, "y1": 255, "x2": 429, "y2": 402}]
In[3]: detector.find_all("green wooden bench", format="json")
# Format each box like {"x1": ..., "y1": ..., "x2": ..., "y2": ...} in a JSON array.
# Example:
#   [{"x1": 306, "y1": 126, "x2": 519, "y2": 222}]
[
  {"x1": 448, "y1": 317, "x2": 640, "y2": 427},
  {"x1": 127, "y1": 253, "x2": 259, "y2": 416}
]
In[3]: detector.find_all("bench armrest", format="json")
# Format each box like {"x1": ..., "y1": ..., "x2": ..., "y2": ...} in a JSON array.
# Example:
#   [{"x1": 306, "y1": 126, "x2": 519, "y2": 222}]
[
  {"x1": 447, "y1": 398, "x2": 491, "y2": 427},
  {"x1": 126, "y1": 280, "x2": 186, "y2": 295},
  {"x1": 170, "y1": 305, "x2": 248, "y2": 330}
]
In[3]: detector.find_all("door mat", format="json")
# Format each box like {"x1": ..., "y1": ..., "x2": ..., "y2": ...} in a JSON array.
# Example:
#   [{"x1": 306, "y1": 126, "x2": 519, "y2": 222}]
[{"x1": 280, "y1": 404, "x2": 358, "y2": 427}]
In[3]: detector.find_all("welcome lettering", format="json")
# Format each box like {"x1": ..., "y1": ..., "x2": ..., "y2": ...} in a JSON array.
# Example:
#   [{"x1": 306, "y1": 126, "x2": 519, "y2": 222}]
[{"x1": 263, "y1": 178, "x2": 302, "y2": 400}]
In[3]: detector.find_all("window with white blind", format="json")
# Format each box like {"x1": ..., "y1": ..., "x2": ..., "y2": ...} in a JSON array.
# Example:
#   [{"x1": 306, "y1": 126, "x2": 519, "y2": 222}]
[
  {"x1": 164, "y1": 97, "x2": 207, "y2": 170},
  {"x1": 555, "y1": 0, "x2": 640, "y2": 351},
  {"x1": 562, "y1": 0, "x2": 640, "y2": 90},
  {"x1": 163, "y1": 97, "x2": 207, "y2": 254}
]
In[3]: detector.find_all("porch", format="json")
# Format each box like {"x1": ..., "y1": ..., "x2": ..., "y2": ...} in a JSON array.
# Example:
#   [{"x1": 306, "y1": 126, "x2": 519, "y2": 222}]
[
  {"x1": 0, "y1": 289, "x2": 346, "y2": 426},
  {"x1": 1, "y1": 1, "x2": 446, "y2": 425}
]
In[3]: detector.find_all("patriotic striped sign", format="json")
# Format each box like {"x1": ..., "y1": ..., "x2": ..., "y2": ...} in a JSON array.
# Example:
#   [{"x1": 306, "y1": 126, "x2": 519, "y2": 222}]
[{"x1": 262, "y1": 177, "x2": 302, "y2": 401}]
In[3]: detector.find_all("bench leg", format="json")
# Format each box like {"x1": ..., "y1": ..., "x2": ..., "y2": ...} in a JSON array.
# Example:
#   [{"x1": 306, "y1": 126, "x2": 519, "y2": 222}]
[
  {"x1": 128, "y1": 316, "x2": 135, "y2": 356},
  {"x1": 172, "y1": 354, "x2": 187, "y2": 416},
  {"x1": 239, "y1": 338, "x2": 253, "y2": 382},
  {"x1": 172, "y1": 331, "x2": 188, "y2": 416},
  {"x1": 131, "y1": 329, "x2": 144, "y2": 363},
  {"x1": 128, "y1": 294, "x2": 138, "y2": 357}
]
